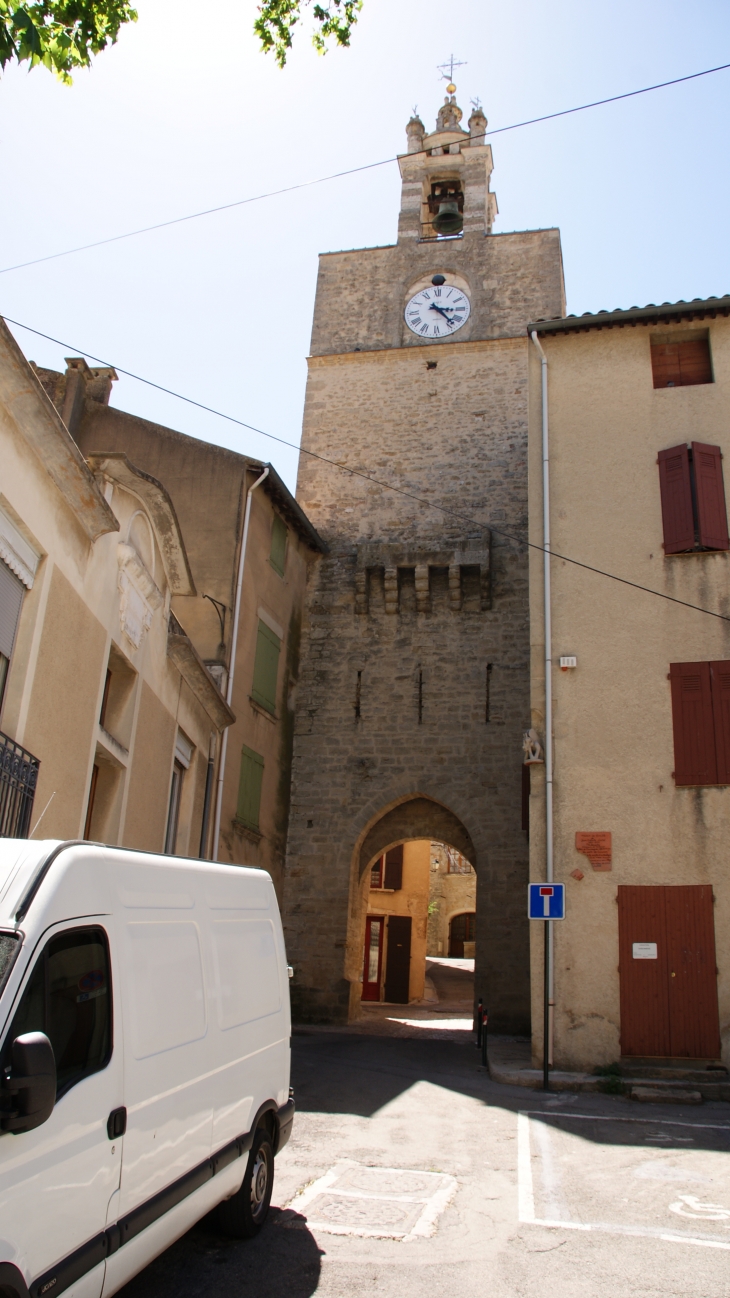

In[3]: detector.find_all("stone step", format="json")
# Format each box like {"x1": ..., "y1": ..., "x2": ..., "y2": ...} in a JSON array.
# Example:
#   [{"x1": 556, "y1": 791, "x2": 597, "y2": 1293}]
[
  {"x1": 619, "y1": 1060, "x2": 728, "y2": 1083},
  {"x1": 631, "y1": 1085, "x2": 703, "y2": 1105}
]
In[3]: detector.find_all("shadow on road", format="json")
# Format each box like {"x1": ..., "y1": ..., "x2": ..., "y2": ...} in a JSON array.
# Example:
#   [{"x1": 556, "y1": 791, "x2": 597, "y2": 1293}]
[
  {"x1": 117, "y1": 1207, "x2": 323, "y2": 1298},
  {"x1": 292, "y1": 1030, "x2": 730, "y2": 1154},
  {"x1": 293, "y1": 1029, "x2": 488, "y2": 1117}
]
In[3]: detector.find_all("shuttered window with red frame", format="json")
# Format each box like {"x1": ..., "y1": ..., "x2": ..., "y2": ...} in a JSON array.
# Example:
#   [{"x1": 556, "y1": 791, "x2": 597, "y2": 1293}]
[
  {"x1": 658, "y1": 445, "x2": 694, "y2": 552},
  {"x1": 693, "y1": 443, "x2": 729, "y2": 550},
  {"x1": 658, "y1": 442, "x2": 729, "y2": 553},
  {"x1": 670, "y1": 661, "x2": 730, "y2": 785}
]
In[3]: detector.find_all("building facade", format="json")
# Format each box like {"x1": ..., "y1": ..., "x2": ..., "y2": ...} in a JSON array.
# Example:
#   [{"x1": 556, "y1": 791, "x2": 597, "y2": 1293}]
[
  {"x1": 284, "y1": 94, "x2": 565, "y2": 1026},
  {"x1": 33, "y1": 357, "x2": 325, "y2": 895},
  {"x1": 0, "y1": 321, "x2": 232, "y2": 852},
  {"x1": 527, "y1": 297, "x2": 730, "y2": 1070}
]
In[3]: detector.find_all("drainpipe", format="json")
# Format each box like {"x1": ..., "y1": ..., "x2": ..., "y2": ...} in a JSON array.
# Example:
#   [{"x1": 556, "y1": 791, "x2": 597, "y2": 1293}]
[
  {"x1": 212, "y1": 466, "x2": 270, "y2": 862},
  {"x1": 530, "y1": 331, "x2": 554, "y2": 1069}
]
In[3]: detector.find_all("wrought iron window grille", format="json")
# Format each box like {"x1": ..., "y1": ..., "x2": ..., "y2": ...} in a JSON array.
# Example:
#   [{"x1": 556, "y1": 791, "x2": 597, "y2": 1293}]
[{"x1": 0, "y1": 731, "x2": 40, "y2": 839}]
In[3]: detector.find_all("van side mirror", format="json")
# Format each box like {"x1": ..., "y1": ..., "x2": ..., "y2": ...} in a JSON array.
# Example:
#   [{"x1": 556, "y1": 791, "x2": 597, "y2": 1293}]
[{"x1": 1, "y1": 1032, "x2": 56, "y2": 1134}]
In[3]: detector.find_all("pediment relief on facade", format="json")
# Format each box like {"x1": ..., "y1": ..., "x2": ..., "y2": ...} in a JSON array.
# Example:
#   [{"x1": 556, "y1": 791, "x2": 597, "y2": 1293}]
[
  {"x1": 354, "y1": 533, "x2": 491, "y2": 614},
  {"x1": 117, "y1": 540, "x2": 163, "y2": 650}
]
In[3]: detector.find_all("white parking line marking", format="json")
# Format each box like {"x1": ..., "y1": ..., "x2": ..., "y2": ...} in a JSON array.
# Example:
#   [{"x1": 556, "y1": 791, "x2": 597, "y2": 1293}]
[
  {"x1": 517, "y1": 1111, "x2": 730, "y2": 1251},
  {"x1": 517, "y1": 1112, "x2": 535, "y2": 1224}
]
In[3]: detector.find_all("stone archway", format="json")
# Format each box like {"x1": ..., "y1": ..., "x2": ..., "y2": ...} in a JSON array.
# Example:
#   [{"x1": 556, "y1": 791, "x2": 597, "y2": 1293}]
[
  {"x1": 358, "y1": 797, "x2": 476, "y2": 879},
  {"x1": 346, "y1": 794, "x2": 477, "y2": 1019}
]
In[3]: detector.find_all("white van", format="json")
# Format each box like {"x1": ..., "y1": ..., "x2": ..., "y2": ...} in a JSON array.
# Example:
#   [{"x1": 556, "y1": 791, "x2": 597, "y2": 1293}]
[{"x1": 0, "y1": 839, "x2": 294, "y2": 1298}]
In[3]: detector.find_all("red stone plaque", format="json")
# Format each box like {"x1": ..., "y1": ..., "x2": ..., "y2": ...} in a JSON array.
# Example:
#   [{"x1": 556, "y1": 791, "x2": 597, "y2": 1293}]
[{"x1": 575, "y1": 831, "x2": 612, "y2": 871}]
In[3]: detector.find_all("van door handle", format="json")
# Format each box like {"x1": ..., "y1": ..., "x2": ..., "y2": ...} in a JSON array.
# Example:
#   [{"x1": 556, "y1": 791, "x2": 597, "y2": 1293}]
[{"x1": 107, "y1": 1107, "x2": 127, "y2": 1140}]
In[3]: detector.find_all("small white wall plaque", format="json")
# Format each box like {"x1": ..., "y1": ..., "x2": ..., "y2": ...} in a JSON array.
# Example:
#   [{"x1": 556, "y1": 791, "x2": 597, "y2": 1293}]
[{"x1": 632, "y1": 942, "x2": 658, "y2": 959}]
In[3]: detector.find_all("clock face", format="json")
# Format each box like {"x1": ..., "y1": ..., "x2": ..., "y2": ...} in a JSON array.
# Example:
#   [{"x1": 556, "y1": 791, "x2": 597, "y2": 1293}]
[{"x1": 404, "y1": 284, "x2": 471, "y2": 339}]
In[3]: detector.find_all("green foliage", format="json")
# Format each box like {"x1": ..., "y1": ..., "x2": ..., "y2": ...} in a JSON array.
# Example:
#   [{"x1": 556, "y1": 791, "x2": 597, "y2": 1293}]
[
  {"x1": 255, "y1": 0, "x2": 362, "y2": 68},
  {"x1": 594, "y1": 1061, "x2": 625, "y2": 1095},
  {"x1": 0, "y1": 0, "x2": 137, "y2": 82}
]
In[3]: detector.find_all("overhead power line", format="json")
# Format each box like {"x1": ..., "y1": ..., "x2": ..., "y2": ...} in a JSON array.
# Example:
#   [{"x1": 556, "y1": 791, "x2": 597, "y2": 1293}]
[
  {"x1": 0, "y1": 60, "x2": 728, "y2": 277},
  {"x1": 4, "y1": 311, "x2": 730, "y2": 628}
]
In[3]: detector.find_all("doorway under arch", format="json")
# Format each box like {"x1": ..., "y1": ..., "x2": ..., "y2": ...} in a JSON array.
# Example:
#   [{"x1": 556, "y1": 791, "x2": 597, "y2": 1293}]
[
  {"x1": 346, "y1": 794, "x2": 479, "y2": 1022},
  {"x1": 448, "y1": 911, "x2": 476, "y2": 958}
]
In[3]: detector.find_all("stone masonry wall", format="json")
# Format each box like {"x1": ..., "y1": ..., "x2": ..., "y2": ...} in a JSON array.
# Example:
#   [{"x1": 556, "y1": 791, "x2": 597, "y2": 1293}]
[{"x1": 285, "y1": 226, "x2": 564, "y2": 1028}]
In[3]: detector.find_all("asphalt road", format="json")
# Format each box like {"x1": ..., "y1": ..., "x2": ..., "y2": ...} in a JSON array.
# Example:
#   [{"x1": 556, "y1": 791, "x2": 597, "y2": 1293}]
[{"x1": 118, "y1": 1031, "x2": 730, "y2": 1298}]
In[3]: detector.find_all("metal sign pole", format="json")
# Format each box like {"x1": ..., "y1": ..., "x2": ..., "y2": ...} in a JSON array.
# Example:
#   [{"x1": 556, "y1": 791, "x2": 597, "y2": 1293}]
[{"x1": 543, "y1": 920, "x2": 550, "y2": 1091}]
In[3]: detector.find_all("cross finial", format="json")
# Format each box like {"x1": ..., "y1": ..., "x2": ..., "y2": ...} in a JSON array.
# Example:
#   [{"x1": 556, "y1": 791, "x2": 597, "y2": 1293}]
[
  {"x1": 437, "y1": 53, "x2": 466, "y2": 94},
  {"x1": 412, "y1": 104, "x2": 418, "y2": 117},
  {"x1": 471, "y1": 96, "x2": 482, "y2": 111}
]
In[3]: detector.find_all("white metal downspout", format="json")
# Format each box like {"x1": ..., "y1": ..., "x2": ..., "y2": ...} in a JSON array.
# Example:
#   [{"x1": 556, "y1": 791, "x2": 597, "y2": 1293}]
[
  {"x1": 212, "y1": 466, "x2": 270, "y2": 862},
  {"x1": 530, "y1": 331, "x2": 554, "y2": 1067}
]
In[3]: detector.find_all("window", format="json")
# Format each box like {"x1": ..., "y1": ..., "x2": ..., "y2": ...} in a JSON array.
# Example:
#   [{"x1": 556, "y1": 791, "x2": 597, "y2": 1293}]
[
  {"x1": 658, "y1": 442, "x2": 729, "y2": 553},
  {"x1": 370, "y1": 846, "x2": 403, "y2": 890},
  {"x1": 669, "y1": 661, "x2": 730, "y2": 786},
  {"x1": 0, "y1": 559, "x2": 24, "y2": 712},
  {"x1": 1, "y1": 927, "x2": 111, "y2": 1099},
  {"x1": 237, "y1": 744, "x2": 264, "y2": 832},
  {"x1": 252, "y1": 619, "x2": 281, "y2": 714},
  {"x1": 164, "y1": 760, "x2": 184, "y2": 853},
  {"x1": 270, "y1": 515, "x2": 288, "y2": 578},
  {"x1": 651, "y1": 335, "x2": 712, "y2": 388}
]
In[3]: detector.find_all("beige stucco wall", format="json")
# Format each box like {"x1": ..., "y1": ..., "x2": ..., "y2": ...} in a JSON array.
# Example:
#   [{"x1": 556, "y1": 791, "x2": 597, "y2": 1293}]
[{"x1": 528, "y1": 315, "x2": 730, "y2": 1070}]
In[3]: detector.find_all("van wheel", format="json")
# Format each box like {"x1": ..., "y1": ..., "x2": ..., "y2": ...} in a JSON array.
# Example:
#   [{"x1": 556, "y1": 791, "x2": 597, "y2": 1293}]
[{"x1": 216, "y1": 1128, "x2": 274, "y2": 1239}]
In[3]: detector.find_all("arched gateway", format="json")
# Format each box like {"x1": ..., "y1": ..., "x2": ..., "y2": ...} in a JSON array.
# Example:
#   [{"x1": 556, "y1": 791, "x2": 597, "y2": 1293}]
[{"x1": 282, "y1": 93, "x2": 565, "y2": 1034}]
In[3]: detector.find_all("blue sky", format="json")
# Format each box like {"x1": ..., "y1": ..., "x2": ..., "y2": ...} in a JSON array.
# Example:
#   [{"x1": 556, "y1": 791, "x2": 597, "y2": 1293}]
[{"x1": 1, "y1": 0, "x2": 728, "y2": 489}]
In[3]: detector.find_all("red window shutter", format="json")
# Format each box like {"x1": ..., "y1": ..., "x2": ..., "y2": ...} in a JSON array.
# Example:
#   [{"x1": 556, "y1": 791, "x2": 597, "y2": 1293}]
[
  {"x1": 651, "y1": 344, "x2": 681, "y2": 389},
  {"x1": 670, "y1": 662, "x2": 717, "y2": 785},
  {"x1": 710, "y1": 661, "x2": 730, "y2": 784},
  {"x1": 658, "y1": 445, "x2": 695, "y2": 553},
  {"x1": 678, "y1": 338, "x2": 712, "y2": 386},
  {"x1": 692, "y1": 442, "x2": 729, "y2": 551},
  {"x1": 383, "y1": 844, "x2": 403, "y2": 890}
]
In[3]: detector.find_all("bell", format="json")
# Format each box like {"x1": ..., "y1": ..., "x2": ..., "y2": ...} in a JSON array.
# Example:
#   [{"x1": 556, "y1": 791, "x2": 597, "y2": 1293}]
[{"x1": 432, "y1": 199, "x2": 463, "y2": 236}]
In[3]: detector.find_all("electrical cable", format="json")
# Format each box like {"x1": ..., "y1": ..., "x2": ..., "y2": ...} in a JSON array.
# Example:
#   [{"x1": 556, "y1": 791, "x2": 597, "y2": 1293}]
[
  {"x1": 0, "y1": 60, "x2": 728, "y2": 276},
  {"x1": 4, "y1": 310, "x2": 730, "y2": 626}
]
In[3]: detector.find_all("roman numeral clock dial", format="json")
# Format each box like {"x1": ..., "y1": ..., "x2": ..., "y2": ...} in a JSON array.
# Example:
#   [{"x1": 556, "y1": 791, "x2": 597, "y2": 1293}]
[{"x1": 404, "y1": 281, "x2": 471, "y2": 339}]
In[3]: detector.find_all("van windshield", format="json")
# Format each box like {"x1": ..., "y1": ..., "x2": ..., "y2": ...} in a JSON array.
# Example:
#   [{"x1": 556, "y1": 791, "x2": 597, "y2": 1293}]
[{"x1": 0, "y1": 933, "x2": 20, "y2": 996}]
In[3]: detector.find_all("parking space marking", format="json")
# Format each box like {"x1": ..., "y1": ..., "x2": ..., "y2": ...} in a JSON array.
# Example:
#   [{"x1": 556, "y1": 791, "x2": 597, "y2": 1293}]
[{"x1": 517, "y1": 1110, "x2": 730, "y2": 1252}]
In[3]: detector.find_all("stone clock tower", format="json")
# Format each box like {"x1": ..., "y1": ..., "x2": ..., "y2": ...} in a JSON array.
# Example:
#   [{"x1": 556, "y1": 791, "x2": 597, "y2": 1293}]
[{"x1": 284, "y1": 93, "x2": 565, "y2": 1028}]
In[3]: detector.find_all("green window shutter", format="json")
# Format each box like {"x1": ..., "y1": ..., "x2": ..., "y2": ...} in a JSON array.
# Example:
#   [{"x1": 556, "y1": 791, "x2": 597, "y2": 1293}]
[
  {"x1": 237, "y1": 745, "x2": 264, "y2": 831},
  {"x1": 270, "y1": 516, "x2": 288, "y2": 577},
  {"x1": 252, "y1": 620, "x2": 281, "y2": 714}
]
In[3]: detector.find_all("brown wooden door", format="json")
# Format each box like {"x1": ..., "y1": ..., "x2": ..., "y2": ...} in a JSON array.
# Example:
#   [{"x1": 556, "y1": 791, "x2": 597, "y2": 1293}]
[
  {"x1": 384, "y1": 915, "x2": 411, "y2": 1004},
  {"x1": 618, "y1": 886, "x2": 720, "y2": 1059},
  {"x1": 362, "y1": 916, "x2": 384, "y2": 1001},
  {"x1": 449, "y1": 912, "x2": 476, "y2": 958}
]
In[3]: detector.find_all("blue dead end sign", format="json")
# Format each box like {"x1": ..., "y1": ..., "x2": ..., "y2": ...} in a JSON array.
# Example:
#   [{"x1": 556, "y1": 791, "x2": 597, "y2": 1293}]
[{"x1": 528, "y1": 882, "x2": 565, "y2": 920}]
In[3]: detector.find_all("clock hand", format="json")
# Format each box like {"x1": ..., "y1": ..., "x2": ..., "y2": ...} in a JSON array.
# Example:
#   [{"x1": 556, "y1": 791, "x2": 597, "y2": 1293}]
[{"x1": 428, "y1": 302, "x2": 456, "y2": 321}]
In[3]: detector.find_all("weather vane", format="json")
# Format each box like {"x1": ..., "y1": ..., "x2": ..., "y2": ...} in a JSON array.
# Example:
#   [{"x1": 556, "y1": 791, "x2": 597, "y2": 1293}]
[{"x1": 437, "y1": 54, "x2": 466, "y2": 95}]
